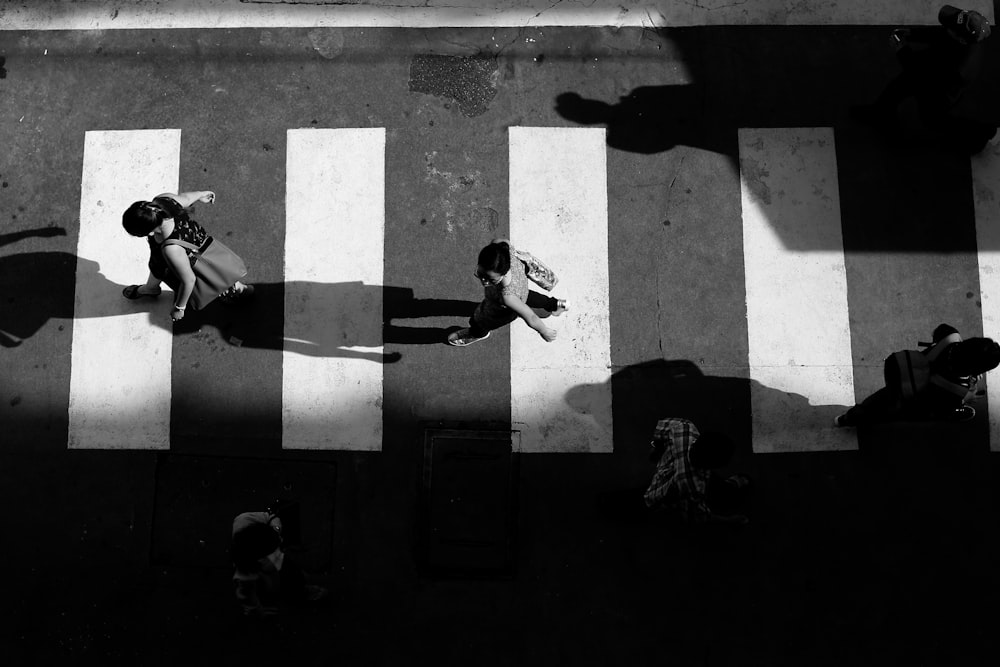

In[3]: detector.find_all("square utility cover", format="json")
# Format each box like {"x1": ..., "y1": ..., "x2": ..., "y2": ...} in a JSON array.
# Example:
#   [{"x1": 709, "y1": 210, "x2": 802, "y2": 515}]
[{"x1": 419, "y1": 429, "x2": 519, "y2": 577}]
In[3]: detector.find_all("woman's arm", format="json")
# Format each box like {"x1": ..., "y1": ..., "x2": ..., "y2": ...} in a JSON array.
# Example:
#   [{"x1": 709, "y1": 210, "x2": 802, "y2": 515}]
[
  {"x1": 503, "y1": 293, "x2": 556, "y2": 342},
  {"x1": 162, "y1": 244, "x2": 197, "y2": 316},
  {"x1": 156, "y1": 191, "x2": 215, "y2": 209}
]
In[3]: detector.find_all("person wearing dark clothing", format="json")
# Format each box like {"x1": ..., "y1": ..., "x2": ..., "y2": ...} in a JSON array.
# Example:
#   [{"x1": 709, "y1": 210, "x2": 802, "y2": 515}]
[
  {"x1": 231, "y1": 510, "x2": 327, "y2": 617},
  {"x1": 835, "y1": 323, "x2": 1000, "y2": 427},
  {"x1": 855, "y1": 5, "x2": 991, "y2": 133},
  {"x1": 644, "y1": 418, "x2": 750, "y2": 525},
  {"x1": 121, "y1": 191, "x2": 253, "y2": 323}
]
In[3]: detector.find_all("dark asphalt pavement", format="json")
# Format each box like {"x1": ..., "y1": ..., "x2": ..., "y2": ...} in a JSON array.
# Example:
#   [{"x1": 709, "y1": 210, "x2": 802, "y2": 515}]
[{"x1": 2, "y1": 24, "x2": 1000, "y2": 665}]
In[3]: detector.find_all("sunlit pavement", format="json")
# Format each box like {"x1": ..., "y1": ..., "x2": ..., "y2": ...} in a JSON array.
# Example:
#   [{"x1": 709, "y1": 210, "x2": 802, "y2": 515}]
[{"x1": 3, "y1": 3, "x2": 1000, "y2": 664}]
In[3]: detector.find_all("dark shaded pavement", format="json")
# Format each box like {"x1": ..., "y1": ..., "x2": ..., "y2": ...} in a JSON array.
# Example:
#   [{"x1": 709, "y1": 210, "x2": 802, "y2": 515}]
[{"x1": 2, "y1": 22, "x2": 1000, "y2": 665}]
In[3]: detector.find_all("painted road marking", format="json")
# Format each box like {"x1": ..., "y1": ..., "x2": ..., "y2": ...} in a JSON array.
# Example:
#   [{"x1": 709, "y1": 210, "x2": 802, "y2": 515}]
[
  {"x1": 971, "y1": 139, "x2": 1000, "y2": 451},
  {"x1": 1, "y1": 0, "x2": 991, "y2": 31},
  {"x1": 283, "y1": 128, "x2": 386, "y2": 450},
  {"x1": 739, "y1": 127, "x2": 857, "y2": 453},
  {"x1": 69, "y1": 129, "x2": 179, "y2": 450},
  {"x1": 509, "y1": 127, "x2": 612, "y2": 453}
]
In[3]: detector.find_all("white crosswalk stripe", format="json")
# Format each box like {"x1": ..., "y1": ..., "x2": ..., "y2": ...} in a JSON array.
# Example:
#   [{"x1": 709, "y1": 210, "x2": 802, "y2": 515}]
[
  {"x1": 69, "y1": 129, "x2": 179, "y2": 450},
  {"x1": 69, "y1": 126, "x2": 998, "y2": 452},
  {"x1": 739, "y1": 127, "x2": 857, "y2": 453},
  {"x1": 282, "y1": 128, "x2": 387, "y2": 451},
  {"x1": 509, "y1": 127, "x2": 613, "y2": 453}
]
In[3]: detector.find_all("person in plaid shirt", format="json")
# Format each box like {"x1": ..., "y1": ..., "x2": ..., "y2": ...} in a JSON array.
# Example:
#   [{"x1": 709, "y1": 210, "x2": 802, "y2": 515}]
[{"x1": 643, "y1": 418, "x2": 750, "y2": 525}]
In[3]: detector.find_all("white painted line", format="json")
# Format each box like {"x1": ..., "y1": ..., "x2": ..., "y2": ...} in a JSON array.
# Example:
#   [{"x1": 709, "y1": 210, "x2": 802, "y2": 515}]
[
  {"x1": 69, "y1": 129, "x2": 179, "y2": 450},
  {"x1": 283, "y1": 128, "x2": 385, "y2": 451},
  {"x1": 0, "y1": 0, "x2": 991, "y2": 30},
  {"x1": 971, "y1": 139, "x2": 1000, "y2": 452},
  {"x1": 509, "y1": 127, "x2": 612, "y2": 453},
  {"x1": 739, "y1": 127, "x2": 856, "y2": 453}
]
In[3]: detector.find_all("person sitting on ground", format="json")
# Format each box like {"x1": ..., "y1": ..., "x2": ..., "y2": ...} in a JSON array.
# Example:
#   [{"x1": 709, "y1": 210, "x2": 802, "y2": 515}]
[
  {"x1": 643, "y1": 418, "x2": 750, "y2": 525},
  {"x1": 231, "y1": 508, "x2": 327, "y2": 617},
  {"x1": 835, "y1": 323, "x2": 1000, "y2": 427}
]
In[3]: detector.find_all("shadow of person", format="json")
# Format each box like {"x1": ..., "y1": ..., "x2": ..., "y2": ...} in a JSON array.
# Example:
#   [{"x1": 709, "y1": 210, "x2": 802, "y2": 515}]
[
  {"x1": 383, "y1": 286, "x2": 476, "y2": 345},
  {"x1": 172, "y1": 283, "x2": 476, "y2": 362},
  {"x1": 555, "y1": 85, "x2": 723, "y2": 155},
  {"x1": 565, "y1": 358, "x2": 853, "y2": 458},
  {"x1": 0, "y1": 250, "x2": 152, "y2": 347},
  {"x1": 0, "y1": 227, "x2": 73, "y2": 346}
]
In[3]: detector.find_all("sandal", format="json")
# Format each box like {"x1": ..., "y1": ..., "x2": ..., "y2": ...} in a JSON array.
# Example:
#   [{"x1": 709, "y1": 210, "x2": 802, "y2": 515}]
[{"x1": 122, "y1": 285, "x2": 161, "y2": 300}]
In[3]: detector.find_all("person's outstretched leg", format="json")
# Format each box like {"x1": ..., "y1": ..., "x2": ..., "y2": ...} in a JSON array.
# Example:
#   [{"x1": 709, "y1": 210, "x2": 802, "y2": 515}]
[
  {"x1": 447, "y1": 301, "x2": 514, "y2": 346},
  {"x1": 525, "y1": 291, "x2": 568, "y2": 315}
]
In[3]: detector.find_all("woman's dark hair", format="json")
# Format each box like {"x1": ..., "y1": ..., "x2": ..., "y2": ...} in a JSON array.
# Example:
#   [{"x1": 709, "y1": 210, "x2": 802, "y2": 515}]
[
  {"x1": 122, "y1": 200, "x2": 166, "y2": 237},
  {"x1": 477, "y1": 241, "x2": 511, "y2": 276},
  {"x1": 689, "y1": 431, "x2": 736, "y2": 470},
  {"x1": 949, "y1": 337, "x2": 1000, "y2": 376},
  {"x1": 231, "y1": 521, "x2": 281, "y2": 572}
]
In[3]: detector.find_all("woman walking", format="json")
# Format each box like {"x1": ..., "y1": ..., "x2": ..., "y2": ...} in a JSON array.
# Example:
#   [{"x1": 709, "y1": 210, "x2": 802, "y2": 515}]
[
  {"x1": 447, "y1": 238, "x2": 567, "y2": 346},
  {"x1": 121, "y1": 191, "x2": 252, "y2": 323}
]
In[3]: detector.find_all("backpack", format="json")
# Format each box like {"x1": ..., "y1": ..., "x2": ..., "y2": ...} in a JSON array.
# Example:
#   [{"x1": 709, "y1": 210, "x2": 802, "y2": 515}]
[{"x1": 885, "y1": 333, "x2": 975, "y2": 402}]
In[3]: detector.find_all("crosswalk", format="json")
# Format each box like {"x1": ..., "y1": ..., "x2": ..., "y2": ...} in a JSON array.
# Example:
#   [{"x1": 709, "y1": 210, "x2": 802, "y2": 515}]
[
  {"x1": 70, "y1": 130, "x2": 179, "y2": 450},
  {"x1": 63, "y1": 126, "x2": 1000, "y2": 453},
  {"x1": 283, "y1": 128, "x2": 386, "y2": 450},
  {"x1": 740, "y1": 127, "x2": 857, "y2": 453}
]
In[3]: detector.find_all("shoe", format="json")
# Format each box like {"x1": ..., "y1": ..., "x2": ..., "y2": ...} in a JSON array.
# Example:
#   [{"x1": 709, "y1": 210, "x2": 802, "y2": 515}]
[
  {"x1": 446, "y1": 328, "x2": 490, "y2": 346},
  {"x1": 122, "y1": 285, "x2": 161, "y2": 300},
  {"x1": 553, "y1": 299, "x2": 569, "y2": 316},
  {"x1": 833, "y1": 414, "x2": 851, "y2": 428}
]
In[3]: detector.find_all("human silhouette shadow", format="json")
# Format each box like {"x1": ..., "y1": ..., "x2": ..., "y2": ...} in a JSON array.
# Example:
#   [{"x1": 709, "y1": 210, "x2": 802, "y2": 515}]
[
  {"x1": 383, "y1": 287, "x2": 476, "y2": 345},
  {"x1": 0, "y1": 250, "x2": 145, "y2": 347},
  {"x1": 160, "y1": 283, "x2": 477, "y2": 361},
  {"x1": 167, "y1": 283, "x2": 470, "y2": 362},
  {"x1": 555, "y1": 85, "x2": 728, "y2": 156},
  {"x1": 0, "y1": 244, "x2": 471, "y2": 362},
  {"x1": 565, "y1": 358, "x2": 853, "y2": 459},
  {"x1": 0, "y1": 228, "x2": 74, "y2": 345}
]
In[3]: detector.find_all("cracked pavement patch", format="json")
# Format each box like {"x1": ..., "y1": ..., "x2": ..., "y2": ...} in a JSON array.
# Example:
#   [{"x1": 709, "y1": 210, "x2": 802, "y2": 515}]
[{"x1": 408, "y1": 53, "x2": 499, "y2": 117}]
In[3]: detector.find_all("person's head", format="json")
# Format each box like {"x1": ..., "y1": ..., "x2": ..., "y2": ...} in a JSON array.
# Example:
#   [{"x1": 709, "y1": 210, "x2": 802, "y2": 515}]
[
  {"x1": 949, "y1": 337, "x2": 1000, "y2": 376},
  {"x1": 122, "y1": 200, "x2": 167, "y2": 237},
  {"x1": 475, "y1": 241, "x2": 511, "y2": 286},
  {"x1": 940, "y1": 5, "x2": 992, "y2": 45},
  {"x1": 688, "y1": 431, "x2": 736, "y2": 470},
  {"x1": 231, "y1": 521, "x2": 282, "y2": 572}
]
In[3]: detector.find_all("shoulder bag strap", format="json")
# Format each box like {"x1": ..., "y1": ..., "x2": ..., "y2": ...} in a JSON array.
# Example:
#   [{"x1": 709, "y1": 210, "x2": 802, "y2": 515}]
[
  {"x1": 161, "y1": 238, "x2": 203, "y2": 254},
  {"x1": 924, "y1": 332, "x2": 962, "y2": 363}
]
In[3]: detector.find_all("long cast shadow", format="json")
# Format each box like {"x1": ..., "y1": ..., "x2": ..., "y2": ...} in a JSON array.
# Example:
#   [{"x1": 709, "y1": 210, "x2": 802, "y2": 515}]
[{"x1": 1, "y1": 245, "x2": 475, "y2": 361}]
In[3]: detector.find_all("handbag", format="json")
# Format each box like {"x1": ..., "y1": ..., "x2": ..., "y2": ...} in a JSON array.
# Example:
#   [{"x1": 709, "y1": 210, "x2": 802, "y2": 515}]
[
  {"x1": 161, "y1": 237, "x2": 248, "y2": 310},
  {"x1": 885, "y1": 333, "x2": 974, "y2": 402},
  {"x1": 512, "y1": 248, "x2": 558, "y2": 291}
]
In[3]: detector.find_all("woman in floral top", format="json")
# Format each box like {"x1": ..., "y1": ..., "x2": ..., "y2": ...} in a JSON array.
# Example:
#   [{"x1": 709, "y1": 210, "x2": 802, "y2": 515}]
[
  {"x1": 447, "y1": 238, "x2": 568, "y2": 346},
  {"x1": 121, "y1": 191, "x2": 252, "y2": 322}
]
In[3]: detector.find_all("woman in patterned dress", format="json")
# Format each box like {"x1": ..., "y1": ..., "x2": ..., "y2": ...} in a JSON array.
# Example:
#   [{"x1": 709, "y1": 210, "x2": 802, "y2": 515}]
[
  {"x1": 121, "y1": 191, "x2": 252, "y2": 322},
  {"x1": 447, "y1": 238, "x2": 568, "y2": 346}
]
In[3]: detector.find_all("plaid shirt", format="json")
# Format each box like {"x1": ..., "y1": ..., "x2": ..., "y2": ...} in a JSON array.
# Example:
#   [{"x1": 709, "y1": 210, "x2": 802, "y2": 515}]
[{"x1": 643, "y1": 418, "x2": 712, "y2": 523}]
